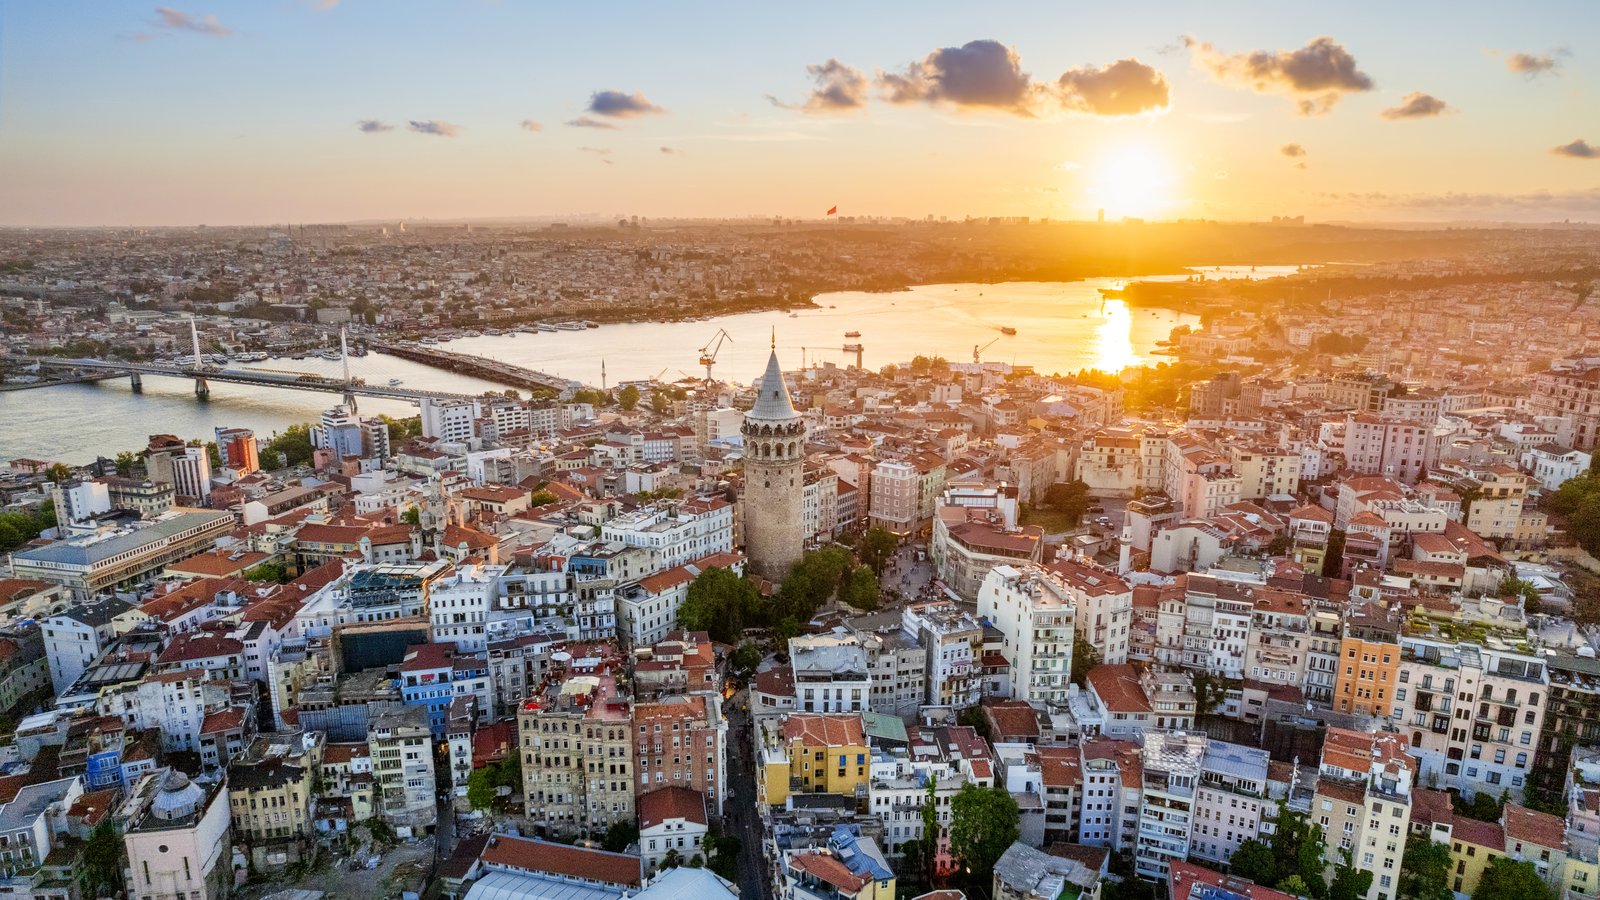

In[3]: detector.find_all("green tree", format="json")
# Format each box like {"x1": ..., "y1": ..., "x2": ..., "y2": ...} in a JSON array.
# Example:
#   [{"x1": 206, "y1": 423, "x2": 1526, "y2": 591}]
[
  {"x1": 1472, "y1": 857, "x2": 1555, "y2": 900},
  {"x1": 529, "y1": 489, "x2": 559, "y2": 506},
  {"x1": 602, "y1": 821, "x2": 640, "y2": 853},
  {"x1": 1042, "y1": 480, "x2": 1092, "y2": 522},
  {"x1": 44, "y1": 463, "x2": 72, "y2": 483},
  {"x1": 677, "y1": 567, "x2": 760, "y2": 643},
  {"x1": 858, "y1": 526, "x2": 898, "y2": 577},
  {"x1": 466, "y1": 768, "x2": 496, "y2": 810},
  {"x1": 661, "y1": 848, "x2": 681, "y2": 870},
  {"x1": 1071, "y1": 632, "x2": 1102, "y2": 688},
  {"x1": 1277, "y1": 876, "x2": 1313, "y2": 898},
  {"x1": 243, "y1": 559, "x2": 289, "y2": 583},
  {"x1": 731, "y1": 641, "x2": 763, "y2": 681},
  {"x1": 114, "y1": 451, "x2": 140, "y2": 478},
  {"x1": 706, "y1": 835, "x2": 741, "y2": 882},
  {"x1": 619, "y1": 384, "x2": 641, "y2": 411},
  {"x1": 264, "y1": 423, "x2": 315, "y2": 468},
  {"x1": 204, "y1": 441, "x2": 222, "y2": 471},
  {"x1": 400, "y1": 506, "x2": 421, "y2": 526},
  {"x1": 947, "y1": 783, "x2": 1020, "y2": 887},
  {"x1": 845, "y1": 565, "x2": 880, "y2": 611},
  {"x1": 921, "y1": 775, "x2": 940, "y2": 880},
  {"x1": 1497, "y1": 576, "x2": 1544, "y2": 614},
  {"x1": 1329, "y1": 850, "x2": 1374, "y2": 900},
  {"x1": 1323, "y1": 529, "x2": 1346, "y2": 578},
  {"x1": 1229, "y1": 839, "x2": 1278, "y2": 885},
  {"x1": 1398, "y1": 835, "x2": 1453, "y2": 900},
  {"x1": 82, "y1": 821, "x2": 124, "y2": 898}
]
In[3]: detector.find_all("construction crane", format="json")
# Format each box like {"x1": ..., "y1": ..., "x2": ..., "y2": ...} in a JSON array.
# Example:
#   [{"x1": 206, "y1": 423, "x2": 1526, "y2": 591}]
[
  {"x1": 973, "y1": 337, "x2": 1000, "y2": 365},
  {"x1": 698, "y1": 328, "x2": 733, "y2": 382},
  {"x1": 842, "y1": 343, "x2": 864, "y2": 369}
]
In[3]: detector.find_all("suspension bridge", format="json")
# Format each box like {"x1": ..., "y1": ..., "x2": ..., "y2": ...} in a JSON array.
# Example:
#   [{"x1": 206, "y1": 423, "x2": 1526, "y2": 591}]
[{"x1": 8, "y1": 319, "x2": 574, "y2": 409}]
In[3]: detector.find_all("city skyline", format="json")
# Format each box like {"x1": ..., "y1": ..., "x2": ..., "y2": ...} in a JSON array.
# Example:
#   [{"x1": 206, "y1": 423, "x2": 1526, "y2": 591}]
[{"x1": 2, "y1": 1, "x2": 1597, "y2": 226}]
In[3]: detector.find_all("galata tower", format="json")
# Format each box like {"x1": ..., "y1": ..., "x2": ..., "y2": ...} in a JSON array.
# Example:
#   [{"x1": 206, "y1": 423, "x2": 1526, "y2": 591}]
[{"x1": 742, "y1": 340, "x2": 806, "y2": 579}]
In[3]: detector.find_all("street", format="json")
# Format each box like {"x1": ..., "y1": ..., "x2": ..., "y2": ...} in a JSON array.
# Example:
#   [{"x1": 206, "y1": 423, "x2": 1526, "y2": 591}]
[
  {"x1": 883, "y1": 544, "x2": 934, "y2": 602},
  {"x1": 723, "y1": 689, "x2": 771, "y2": 900}
]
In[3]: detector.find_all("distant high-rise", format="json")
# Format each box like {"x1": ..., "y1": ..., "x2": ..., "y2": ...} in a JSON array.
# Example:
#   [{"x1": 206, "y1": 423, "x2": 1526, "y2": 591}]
[
  {"x1": 741, "y1": 345, "x2": 806, "y2": 579},
  {"x1": 171, "y1": 446, "x2": 212, "y2": 503},
  {"x1": 214, "y1": 426, "x2": 259, "y2": 475}
]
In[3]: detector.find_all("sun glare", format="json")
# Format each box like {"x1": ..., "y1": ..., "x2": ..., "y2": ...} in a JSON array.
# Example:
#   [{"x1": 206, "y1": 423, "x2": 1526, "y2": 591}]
[{"x1": 1087, "y1": 144, "x2": 1177, "y2": 220}]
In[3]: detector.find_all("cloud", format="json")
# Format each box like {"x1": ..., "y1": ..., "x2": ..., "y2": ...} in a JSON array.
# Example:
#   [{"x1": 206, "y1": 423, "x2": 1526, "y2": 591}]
[
  {"x1": 408, "y1": 120, "x2": 461, "y2": 137},
  {"x1": 154, "y1": 7, "x2": 232, "y2": 37},
  {"x1": 1054, "y1": 58, "x2": 1171, "y2": 115},
  {"x1": 1185, "y1": 35, "x2": 1374, "y2": 115},
  {"x1": 1295, "y1": 162, "x2": 1308, "y2": 170},
  {"x1": 1381, "y1": 92, "x2": 1450, "y2": 120},
  {"x1": 1213, "y1": 171, "x2": 1229, "y2": 180},
  {"x1": 1280, "y1": 143, "x2": 1307, "y2": 157},
  {"x1": 1553, "y1": 139, "x2": 1599, "y2": 160},
  {"x1": 566, "y1": 116, "x2": 620, "y2": 130},
  {"x1": 878, "y1": 40, "x2": 1040, "y2": 113},
  {"x1": 659, "y1": 146, "x2": 679, "y2": 154},
  {"x1": 585, "y1": 90, "x2": 665, "y2": 118},
  {"x1": 779, "y1": 58, "x2": 869, "y2": 113},
  {"x1": 520, "y1": 119, "x2": 543, "y2": 133},
  {"x1": 1505, "y1": 51, "x2": 1559, "y2": 76},
  {"x1": 578, "y1": 147, "x2": 611, "y2": 155},
  {"x1": 356, "y1": 120, "x2": 394, "y2": 133},
  {"x1": 1057, "y1": 161, "x2": 1082, "y2": 171},
  {"x1": 878, "y1": 41, "x2": 1170, "y2": 118}
]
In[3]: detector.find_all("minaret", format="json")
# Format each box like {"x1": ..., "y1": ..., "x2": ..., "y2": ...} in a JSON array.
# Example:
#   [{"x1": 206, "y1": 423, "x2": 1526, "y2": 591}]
[
  {"x1": 1118, "y1": 523, "x2": 1133, "y2": 575},
  {"x1": 742, "y1": 336, "x2": 806, "y2": 579}
]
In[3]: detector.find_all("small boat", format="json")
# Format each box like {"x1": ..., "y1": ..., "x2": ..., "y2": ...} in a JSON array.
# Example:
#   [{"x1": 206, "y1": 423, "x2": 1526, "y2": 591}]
[
  {"x1": 1000, "y1": 326, "x2": 1017, "y2": 336},
  {"x1": 789, "y1": 313, "x2": 799, "y2": 318},
  {"x1": 388, "y1": 378, "x2": 403, "y2": 386},
  {"x1": 844, "y1": 331, "x2": 861, "y2": 338}
]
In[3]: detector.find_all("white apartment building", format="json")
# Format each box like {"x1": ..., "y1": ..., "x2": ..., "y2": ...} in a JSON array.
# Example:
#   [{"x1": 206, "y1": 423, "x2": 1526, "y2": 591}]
[
  {"x1": 599, "y1": 498, "x2": 734, "y2": 570},
  {"x1": 43, "y1": 598, "x2": 131, "y2": 694},
  {"x1": 1048, "y1": 558, "x2": 1133, "y2": 665},
  {"x1": 1135, "y1": 731, "x2": 1205, "y2": 881},
  {"x1": 429, "y1": 563, "x2": 503, "y2": 652},
  {"x1": 901, "y1": 602, "x2": 983, "y2": 708},
  {"x1": 977, "y1": 565, "x2": 1077, "y2": 709},
  {"x1": 1522, "y1": 445, "x2": 1592, "y2": 491},
  {"x1": 420, "y1": 397, "x2": 477, "y2": 442},
  {"x1": 789, "y1": 633, "x2": 871, "y2": 714},
  {"x1": 1189, "y1": 739, "x2": 1271, "y2": 865}
]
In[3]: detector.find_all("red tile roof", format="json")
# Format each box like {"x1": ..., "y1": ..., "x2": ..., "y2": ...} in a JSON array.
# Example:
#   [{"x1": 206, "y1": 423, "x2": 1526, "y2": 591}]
[
  {"x1": 637, "y1": 785, "x2": 708, "y2": 829},
  {"x1": 1504, "y1": 803, "x2": 1567, "y2": 851},
  {"x1": 1085, "y1": 664, "x2": 1152, "y2": 713},
  {"x1": 782, "y1": 714, "x2": 865, "y2": 747},
  {"x1": 479, "y1": 836, "x2": 642, "y2": 888}
]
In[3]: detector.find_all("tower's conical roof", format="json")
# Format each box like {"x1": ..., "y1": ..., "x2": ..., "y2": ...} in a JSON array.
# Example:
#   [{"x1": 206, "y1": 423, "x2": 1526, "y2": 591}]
[{"x1": 749, "y1": 349, "x2": 798, "y2": 421}]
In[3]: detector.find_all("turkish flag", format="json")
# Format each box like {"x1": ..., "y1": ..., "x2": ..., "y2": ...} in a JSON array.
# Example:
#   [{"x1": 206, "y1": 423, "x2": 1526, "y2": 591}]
[{"x1": 826, "y1": 206, "x2": 837, "y2": 215}]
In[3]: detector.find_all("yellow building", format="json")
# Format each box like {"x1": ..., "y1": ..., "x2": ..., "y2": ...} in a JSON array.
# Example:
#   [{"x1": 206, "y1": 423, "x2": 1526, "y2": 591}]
[
  {"x1": 228, "y1": 734, "x2": 322, "y2": 869},
  {"x1": 1333, "y1": 606, "x2": 1401, "y2": 717},
  {"x1": 759, "y1": 713, "x2": 869, "y2": 808},
  {"x1": 1466, "y1": 467, "x2": 1529, "y2": 541},
  {"x1": 1449, "y1": 817, "x2": 1504, "y2": 896}
]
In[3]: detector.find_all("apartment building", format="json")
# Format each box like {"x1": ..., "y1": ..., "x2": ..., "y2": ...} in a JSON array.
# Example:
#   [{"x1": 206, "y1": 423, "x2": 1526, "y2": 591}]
[
  {"x1": 517, "y1": 675, "x2": 635, "y2": 836},
  {"x1": 368, "y1": 706, "x2": 436, "y2": 833},
  {"x1": 1312, "y1": 728, "x2": 1414, "y2": 900},
  {"x1": 757, "y1": 713, "x2": 869, "y2": 809},
  {"x1": 977, "y1": 565, "x2": 1077, "y2": 709},
  {"x1": 1046, "y1": 558, "x2": 1133, "y2": 666},
  {"x1": 1135, "y1": 731, "x2": 1206, "y2": 881}
]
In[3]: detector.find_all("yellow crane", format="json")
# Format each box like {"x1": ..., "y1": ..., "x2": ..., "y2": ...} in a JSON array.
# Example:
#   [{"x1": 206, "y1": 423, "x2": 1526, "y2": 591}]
[
  {"x1": 698, "y1": 328, "x2": 733, "y2": 381},
  {"x1": 973, "y1": 337, "x2": 1000, "y2": 365}
]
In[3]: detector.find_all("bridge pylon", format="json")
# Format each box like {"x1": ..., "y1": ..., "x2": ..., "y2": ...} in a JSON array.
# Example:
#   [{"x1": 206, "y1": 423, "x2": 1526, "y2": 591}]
[
  {"x1": 194, "y1": 377, "x2": 209, "y2": 400},
  {"x1": 130, "y1": 373, "x2": 142, "y2": 393}
]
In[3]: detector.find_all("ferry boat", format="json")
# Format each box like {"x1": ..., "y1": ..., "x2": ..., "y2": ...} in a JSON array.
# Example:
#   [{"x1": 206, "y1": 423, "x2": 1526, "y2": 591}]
[
  {"x1": 388, "y1": 378, "x2": 404, "y2": 386},
  {"x1": 844, "y1": 330, "x2": 861, "y2": 338},
  {"x1": 537, "y1": 323, "x2": 559, "y2": 332},
  {"x1": 555, "y1": 322, "x2": 586, "y2": 331},
  {"x1": 420, "y1": 337, "x2": 440, "y2": 345},
  {"x1": 1000, "y1": 326, "x2": 1017, "y2": 336}
]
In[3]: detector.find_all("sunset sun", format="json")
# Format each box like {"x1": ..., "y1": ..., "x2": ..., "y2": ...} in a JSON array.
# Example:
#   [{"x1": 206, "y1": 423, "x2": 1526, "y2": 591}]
[{"x1": 1088, "y1": 144, "x2": 1178, "y2": 219}]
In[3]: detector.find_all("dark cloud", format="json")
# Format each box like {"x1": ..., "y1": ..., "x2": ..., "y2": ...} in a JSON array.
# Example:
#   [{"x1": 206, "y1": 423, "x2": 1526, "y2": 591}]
[
  {"x1": 878, "y1": 40, "x2": 1040, "y2": 113},
  {"x1": 786, "y1": 59, "x2": 869, "y2": 113},
  {"x1": 1506, "y1": 52, "x2": 1559, "y2": 76},
  {"x1": 1553, "y1": 139, "x2": 1599, "y2": 160},
  {"x1": 566, "y1": 116, "x2": 620, "y2": 130},
  {"x1": 520, "y1": 120, "x2": 543, "y2": 132},
  {"x1": 1280, "y1": 143, "x2": 1307, "y2": 157},
  {"x1": 1185, "y1": 35, "x2": 1374, "y2": 115},
  {"x1": 578, "y1": 147, "x2": 611, "y2": 155},
  {"x1": 154, "y1": 7, "x2": 232, "y2": 37},
  {"x1": 585, "y1": 90, "x2": 665, "y2": 118},
  {"x1": 877, "y1": 41, "x2": 1169, "y2": 118},
  {"x1": 1054, "y1": 58, "x2": 1170, "y2": 115},
  {"x1": 1381, "y1": 92, "x2": 1449, "y2": 120},
  {"x1": 659, "y1": 146, "x2": 679, "y2": 154},
  {"x1": 408, "y1": 120, "x2": 461, "y2": 137},
  {"x1": 356, "y1": 120, "x2": 394, "y2": 133}
]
